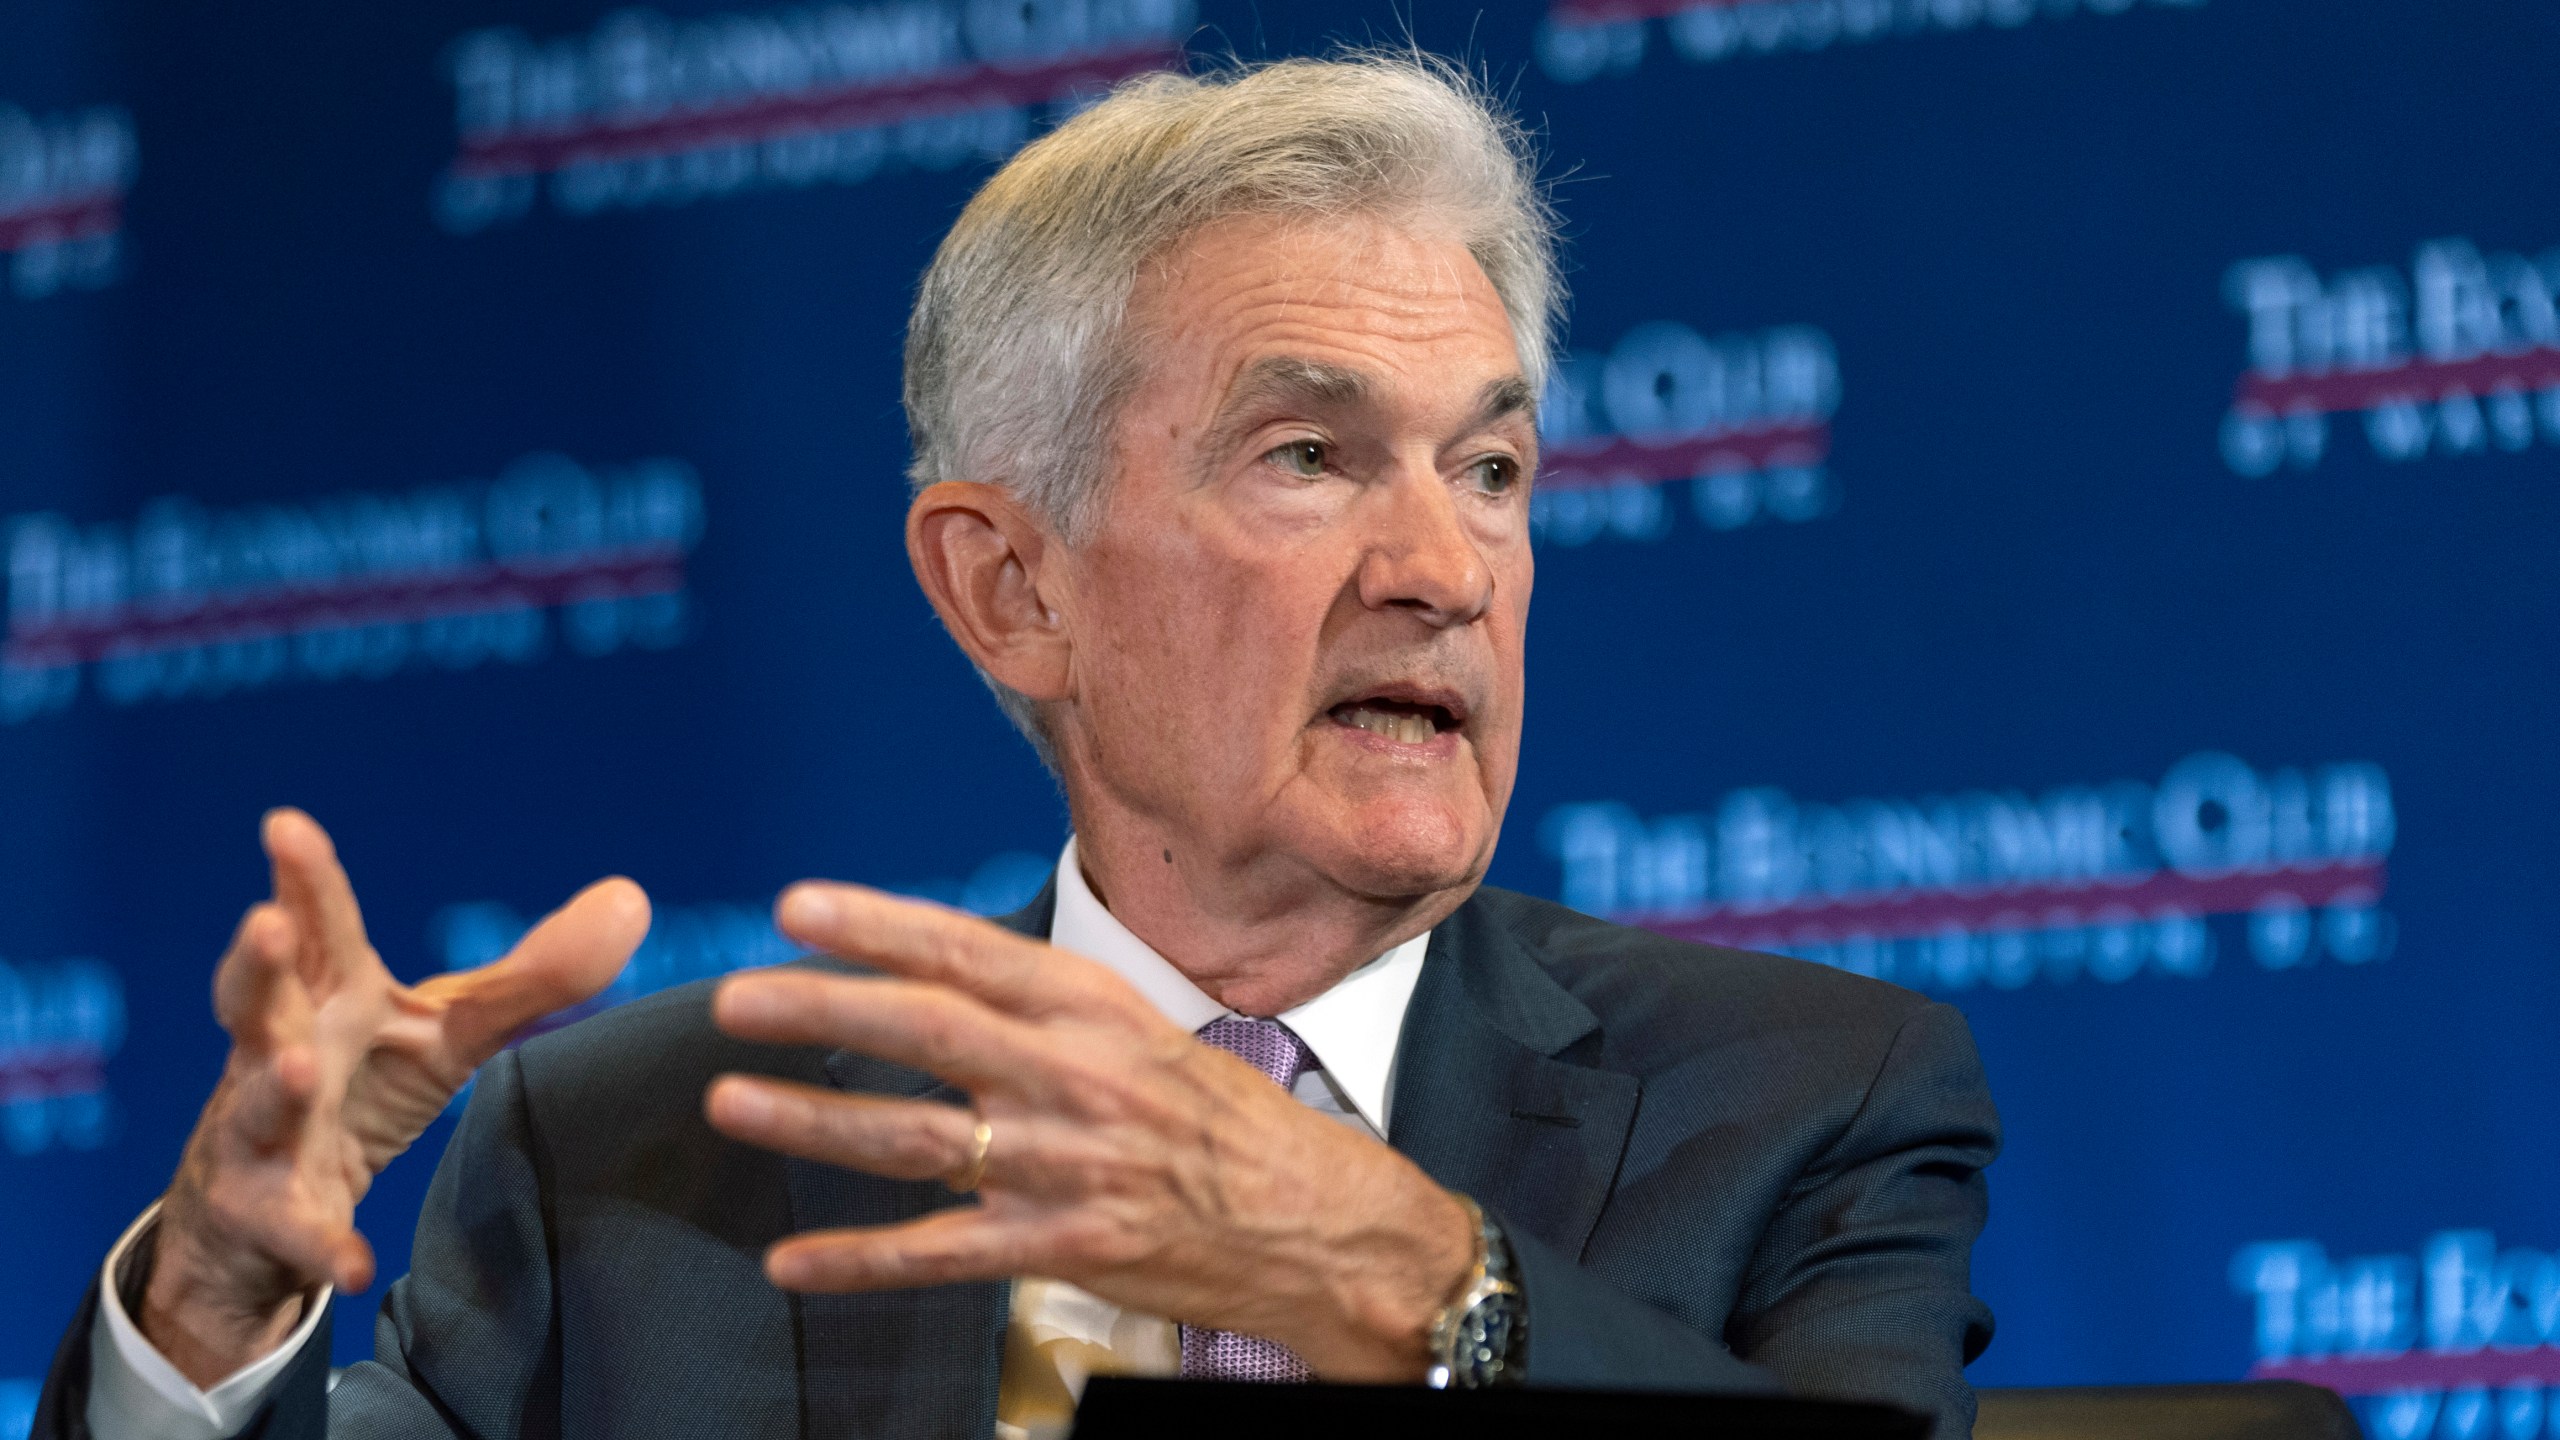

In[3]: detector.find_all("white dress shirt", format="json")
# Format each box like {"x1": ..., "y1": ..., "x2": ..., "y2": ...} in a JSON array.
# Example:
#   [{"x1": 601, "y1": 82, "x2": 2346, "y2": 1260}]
[
  {"x1": 996, "y1": 838, "x2": 1428, "y2": 1437},
  {"x1": 86, "y1": 1204, "x2": 329, "y2": 1439},
  {"x1": 86, "y1": 836, "x2": 1430, "y2": 1440}
]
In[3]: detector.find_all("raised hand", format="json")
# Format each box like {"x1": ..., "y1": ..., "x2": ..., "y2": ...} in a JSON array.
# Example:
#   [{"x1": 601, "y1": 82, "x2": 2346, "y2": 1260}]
[
  {"x1": 703, "y1": 883, "x2": 1476, "y2": 1382},
  {"x1": 142, "y1": 809, "x2": 650, "y2": 1386}
]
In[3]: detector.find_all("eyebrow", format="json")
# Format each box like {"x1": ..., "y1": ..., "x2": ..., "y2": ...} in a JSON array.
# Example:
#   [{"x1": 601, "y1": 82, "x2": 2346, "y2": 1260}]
[
  {"x1": 1219, "y1": 356, "x2": 1373, "y2": 423},
  {"x1": 1201, "y1": 357, "x2": 1540, "y2": 462},
  {"x1": 1472, "y1": 375, "x2": 1538, "y2": 430}
]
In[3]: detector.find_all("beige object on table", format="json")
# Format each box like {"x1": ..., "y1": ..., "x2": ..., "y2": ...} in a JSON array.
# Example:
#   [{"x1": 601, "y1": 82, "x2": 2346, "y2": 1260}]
[{"x1": 994, "y1": 1278, "x2": 1182, "y2": 1440}]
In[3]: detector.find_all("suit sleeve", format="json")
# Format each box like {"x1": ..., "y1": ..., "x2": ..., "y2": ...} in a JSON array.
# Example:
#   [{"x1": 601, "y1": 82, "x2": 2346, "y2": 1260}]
[
  {"x1": 1510, "y1": 1000, "x2": 1999, "y2": 1437},
  {"x1": 1504, "y1": 1224, "x2": 1787, "y2": 1395},
  {"x1": 30, "y1": 1271, "x2": 105, "y2": 1440},
  {"x1": 327, "y1": 1046, "x2": 564, "y2": 1438},
  {"x1": 30, "y1": 1213, "x2": 333, "y2": 1440},
  {"x1": 1725, "y1": 1000, "x2": 2001, "y2": 1435}
]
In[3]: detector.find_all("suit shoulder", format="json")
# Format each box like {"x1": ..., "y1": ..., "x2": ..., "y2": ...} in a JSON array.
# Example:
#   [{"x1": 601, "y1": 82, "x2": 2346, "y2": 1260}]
[
  {"x1": 478, "y1": 966, "x2": 828, "y2": 1241},
  {"x1": 1468, "y1": 886, "x2": 1939, "y2": 1059},
  {"x1": 510, "y1": 964, "x2": 833, "y2": 1123}
]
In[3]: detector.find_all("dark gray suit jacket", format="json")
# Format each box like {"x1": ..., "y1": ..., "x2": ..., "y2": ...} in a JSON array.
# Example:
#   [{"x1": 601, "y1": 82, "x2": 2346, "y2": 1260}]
[{"x1": 36, "y1": 884, "x2": 2000, "y2": 1438}]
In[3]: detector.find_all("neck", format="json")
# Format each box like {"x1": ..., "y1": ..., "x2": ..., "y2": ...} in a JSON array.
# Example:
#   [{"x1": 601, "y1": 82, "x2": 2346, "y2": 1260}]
[{"x1": 1064, "y1": 806, "x2": 1473, "y2": 1018}]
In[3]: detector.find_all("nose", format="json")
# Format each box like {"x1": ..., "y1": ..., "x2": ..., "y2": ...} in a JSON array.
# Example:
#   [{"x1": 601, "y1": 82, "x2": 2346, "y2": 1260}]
[{"x1": 1353, "y1": 464, "x2": 1494, "y2": 629}]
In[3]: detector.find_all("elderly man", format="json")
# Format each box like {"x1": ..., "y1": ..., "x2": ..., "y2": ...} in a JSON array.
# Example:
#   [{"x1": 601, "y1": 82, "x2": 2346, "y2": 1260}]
[{"x1": 35, "y1": 54, "x2": 1999, "y2": 1440}]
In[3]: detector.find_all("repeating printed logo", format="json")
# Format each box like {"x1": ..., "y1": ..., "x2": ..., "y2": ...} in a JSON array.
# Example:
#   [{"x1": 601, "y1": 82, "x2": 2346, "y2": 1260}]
[
  {"x1": 1535, "y1": 321, "x2": 1839, "y2": 545},
  {"x1": 1537, "y1": 0, "x2": 2201, "y2": 84},
  {"x1": 2223, "y1": 239, "x2": 2560, "y2": 476},
  {"x1": 0, "y1": 453, "x2": 702, "y2": 723},
  {"x1": 433, "y1": 848, "x2": 1051, "y2": 1030},
  {"x1": 0, "y1": 956, "x2": 124, "y2": 1156},
  {"x1": 1543, "y1": 752, "x2": 2395, "y2": 991},
  {"x1": 2235, "y1": 1232, "x2": 2560, "y2": 1439},
  {"x1": 0, "y1": 103, "x2": 134, "y2": 300},
  {"x1": 434, "y1": 0, "x2": 1191, "y2": 233}
]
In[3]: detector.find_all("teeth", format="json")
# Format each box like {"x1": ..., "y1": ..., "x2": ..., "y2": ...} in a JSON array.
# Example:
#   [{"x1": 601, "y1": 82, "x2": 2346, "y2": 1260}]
[{"x1": 1340, "y1": 705, "x2": 1439, "y2": 744}]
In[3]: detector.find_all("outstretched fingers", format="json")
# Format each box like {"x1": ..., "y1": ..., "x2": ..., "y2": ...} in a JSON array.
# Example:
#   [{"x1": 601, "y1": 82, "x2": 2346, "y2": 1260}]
[
  {"x1": 712, "y1": 969, "x2": 1052, "y2": 1095},
  {"x1": 437, "y1": 877, "x2": 651, "y2": 1063},
  {"x1": 763, "y1": 1207, "x2": 1036, "y2": 1293},
  {"x1": 231, "y1": 1196, "x2": 377, "y2": 1297},
  {"x1": 222, "y1": 1042, "x2": 322, "y2": 1154},
  {"x1": 773, "y1": 883, "x2": 1130, "y2": 1022},
  {"x1": 212, "y1": 903, "x2": 307, "y2": 1054},
  {"x1": 705, "y1": 1077, "x2": 981, "y2": 1182},
  {"x1": 325, "y1": 1227, "x2": 378, "y2": 1294},
  {"x1": 262, "y1": 809, "x2": 375, "y2": 991}
]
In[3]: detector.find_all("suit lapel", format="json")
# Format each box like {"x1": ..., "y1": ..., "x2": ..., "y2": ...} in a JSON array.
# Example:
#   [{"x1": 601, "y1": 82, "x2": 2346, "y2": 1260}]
[
  {"x1": 1389, "y1": 893, "x2": 1640, "y2": 1262},
  {"x1": 788, "y1": 883, "x2": 1058, "y2": 1440}
]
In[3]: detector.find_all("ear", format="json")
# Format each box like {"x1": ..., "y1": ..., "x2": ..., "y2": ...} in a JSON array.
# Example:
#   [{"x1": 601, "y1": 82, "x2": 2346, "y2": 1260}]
[{"x1": 905, "y1": 481, "x2": 1073, "y2": 704}]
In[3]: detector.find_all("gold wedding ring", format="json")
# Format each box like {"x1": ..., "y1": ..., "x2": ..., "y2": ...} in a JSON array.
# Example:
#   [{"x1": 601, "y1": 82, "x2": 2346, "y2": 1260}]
[{"x1": 947, "y1": 1113, "x2": 994, "y2": 1193}]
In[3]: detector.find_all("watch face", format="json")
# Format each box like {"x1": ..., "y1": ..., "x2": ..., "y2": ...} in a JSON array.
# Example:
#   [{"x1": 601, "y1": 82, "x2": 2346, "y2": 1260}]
[{"x1": 1456, "y1": 1295, "x2": 1524, "y2": 1386}]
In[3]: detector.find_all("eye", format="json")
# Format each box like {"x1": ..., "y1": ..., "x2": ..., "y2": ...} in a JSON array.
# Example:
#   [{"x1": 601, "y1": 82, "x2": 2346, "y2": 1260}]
[
  {"x1": 1466, "y1": 455, "x2": 1521, "y2": 495},
  {"x1": 1267, "y1": 439, "x2": 1328, "y2": 479}
]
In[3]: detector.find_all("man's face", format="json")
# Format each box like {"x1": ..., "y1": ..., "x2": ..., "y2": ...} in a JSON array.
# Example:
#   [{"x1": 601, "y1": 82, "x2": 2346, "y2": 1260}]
[{"x1": 1054, "y1": 213, "x2": 1536, "y2": 901}]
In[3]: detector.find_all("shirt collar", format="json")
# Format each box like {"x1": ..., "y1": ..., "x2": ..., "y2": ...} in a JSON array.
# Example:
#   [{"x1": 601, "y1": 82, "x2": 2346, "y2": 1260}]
[{"x1": 1048, "y1": 836, "x2": 1428, "y2": 1136}]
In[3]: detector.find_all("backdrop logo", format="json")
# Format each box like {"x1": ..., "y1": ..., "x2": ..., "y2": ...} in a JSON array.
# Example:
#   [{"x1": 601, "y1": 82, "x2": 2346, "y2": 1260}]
[
  {"x1": 1543, "y1": 752, "x2": 2394, "y2": 990},
  {"x1": 2235, "y1": 1232, "x2": 2560, "y2": 1439},
  {"x1": 2222, "y1": 238, "x2": 2560, "y2": 476},
  {"x1": 0, "y1": 103, "x2": 134, "y2": 300},
  {"x1": 0, "y1": 453, "x2": 702, "y2": 723},
  {"x1": 1537, "y1": 0, "x2": 2201, "y2": 83},
  {"x1": 433, "y1": 0, "x2": 1191, "y2": 233},
  {"x1": 434, "y1": 849, "x2": 1050, "y2": 1035},
  {"x1": 0, "y1": 956, "x2": 123, "y2": 1155},
  {"x1": 1535, "y1": 321, "x2": 1838, "y2": 545}
]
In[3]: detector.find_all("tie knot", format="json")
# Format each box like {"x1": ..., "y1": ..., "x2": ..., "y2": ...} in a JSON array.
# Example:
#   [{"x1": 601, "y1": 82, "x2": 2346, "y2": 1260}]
[{"x1": 1195, "y1": 1016, "x2": 1312, "y2": 1090}]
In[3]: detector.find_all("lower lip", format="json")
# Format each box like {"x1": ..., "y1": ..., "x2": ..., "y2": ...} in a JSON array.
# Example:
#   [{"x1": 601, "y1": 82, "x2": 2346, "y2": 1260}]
[{"x1": 1325, "y1": 717, "x2": 1463, "y2": 760}]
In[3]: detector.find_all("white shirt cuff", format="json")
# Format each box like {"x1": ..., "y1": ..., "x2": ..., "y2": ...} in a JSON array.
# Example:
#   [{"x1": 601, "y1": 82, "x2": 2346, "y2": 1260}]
[{"x1": 86, "y1": 1202, "x2": 333, "y2": 1440}]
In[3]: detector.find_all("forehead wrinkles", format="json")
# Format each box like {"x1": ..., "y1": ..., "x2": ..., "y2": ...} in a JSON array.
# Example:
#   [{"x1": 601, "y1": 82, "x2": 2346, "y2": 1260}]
[
  {"x1": 1228, "y1": 280, "x2": 1493, "y2": 352},
  {"x1": 1112, "y1": 219, "x2": 1522, "y2": 492},
  {"x1": 1156, "y1": 267, "x2": 1498, "y2": 377},
  {"x1": 1189, "y1": 275, "x2": 1516, "y2": 431},
  {"x1": 1133, "y1": 216, "x2": 1503, "y2": 356}
]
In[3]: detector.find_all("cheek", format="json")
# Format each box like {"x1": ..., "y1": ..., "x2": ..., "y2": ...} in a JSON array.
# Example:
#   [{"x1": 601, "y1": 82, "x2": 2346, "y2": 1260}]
[
  {"x1": 1483, "y1": 581, "x2": 1531, "y2": 735},
  {"x1": 1083, "y1": 544, "x2": 1308, "y2": 746}
]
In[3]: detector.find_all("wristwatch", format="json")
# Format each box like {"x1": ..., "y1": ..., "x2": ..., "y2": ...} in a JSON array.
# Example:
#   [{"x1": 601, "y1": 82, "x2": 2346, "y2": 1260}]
[{"x1": 1426, "y1": 1194, "x2": 1527, "y2": 1389}]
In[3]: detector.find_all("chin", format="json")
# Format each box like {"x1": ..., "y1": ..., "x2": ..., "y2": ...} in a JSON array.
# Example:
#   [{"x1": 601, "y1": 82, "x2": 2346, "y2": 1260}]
[{"x1": 1318, "y1": 797, "x2": 1492, "y2": 900}]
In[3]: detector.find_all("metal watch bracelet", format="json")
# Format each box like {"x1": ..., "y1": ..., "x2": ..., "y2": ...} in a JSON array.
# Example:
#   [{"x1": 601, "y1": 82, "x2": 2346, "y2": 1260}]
[{"x1": 1425, "y1": 1194, "x2": 1527, "y2": 1390}]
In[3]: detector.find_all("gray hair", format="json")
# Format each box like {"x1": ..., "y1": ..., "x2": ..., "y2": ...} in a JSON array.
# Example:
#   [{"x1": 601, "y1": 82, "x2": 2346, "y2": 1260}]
[{"x1": 902, "y1": 51, "x2": 1563, "y2": 768}]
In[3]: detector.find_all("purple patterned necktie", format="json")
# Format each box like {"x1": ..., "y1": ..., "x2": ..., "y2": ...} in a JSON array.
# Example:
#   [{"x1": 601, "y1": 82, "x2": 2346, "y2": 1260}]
[{"x1": 1182, "y1": 1016, "x2": 1317, "y2": 1383}]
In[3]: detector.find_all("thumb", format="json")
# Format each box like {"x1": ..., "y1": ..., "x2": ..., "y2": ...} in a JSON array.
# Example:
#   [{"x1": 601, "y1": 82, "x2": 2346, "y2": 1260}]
[{"x1": 440, "y1": 878, "x2": 652, "y2": 1061}]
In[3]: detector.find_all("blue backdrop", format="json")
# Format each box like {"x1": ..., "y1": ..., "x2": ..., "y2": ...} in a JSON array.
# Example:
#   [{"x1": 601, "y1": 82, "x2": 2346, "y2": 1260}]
[{"x1": 4, "y1": 3, "x2": 2555, "y2": 1437}]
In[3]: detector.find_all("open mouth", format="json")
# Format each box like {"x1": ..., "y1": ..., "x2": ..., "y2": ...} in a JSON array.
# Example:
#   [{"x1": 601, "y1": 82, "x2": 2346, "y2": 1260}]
[{"x1": 1327, "y1": 690, "x2": 1467, "y2": 746}]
